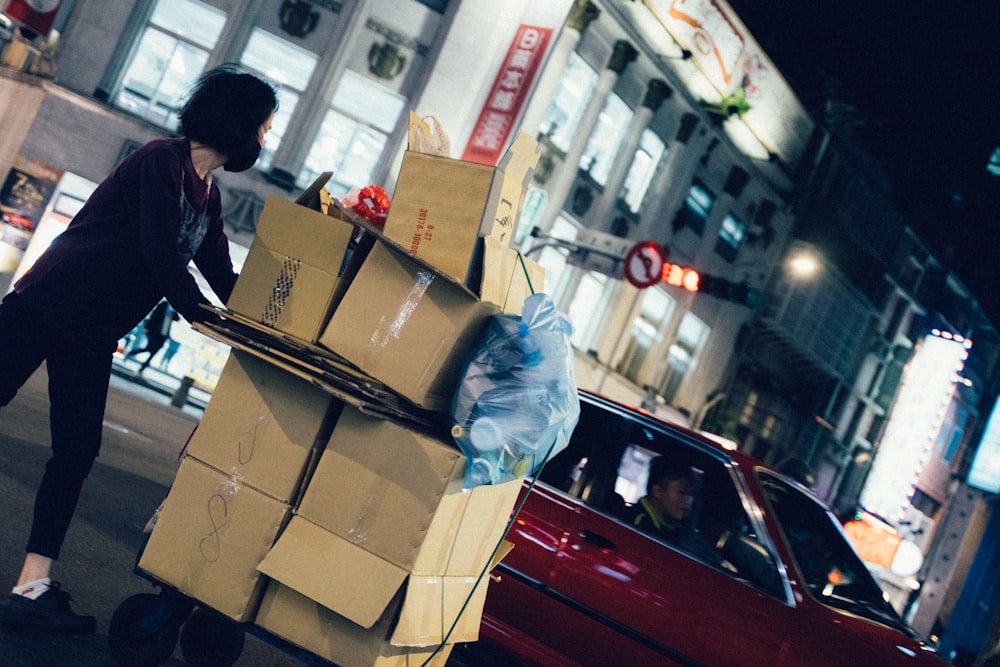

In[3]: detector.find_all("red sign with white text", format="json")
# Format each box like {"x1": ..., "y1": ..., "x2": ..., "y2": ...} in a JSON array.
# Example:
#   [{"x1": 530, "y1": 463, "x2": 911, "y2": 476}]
[{"x1": 461, "y1": 24, "x2": 552, "y2": 165}]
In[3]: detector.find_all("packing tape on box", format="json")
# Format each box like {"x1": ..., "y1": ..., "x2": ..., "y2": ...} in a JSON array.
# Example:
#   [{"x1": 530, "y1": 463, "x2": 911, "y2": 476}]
[
  {"x1": 369, "y1": 270, "x2": 434, "y2": 347},
  {"x1": 263, "y1": 257, "x2": 302, "y2": 326},
  {"x1": 345, "y1": 472, "x2": 392, "y2": 545},
  {"x1": 198, "y1": 474, "x2": 244, "y2": 563}
]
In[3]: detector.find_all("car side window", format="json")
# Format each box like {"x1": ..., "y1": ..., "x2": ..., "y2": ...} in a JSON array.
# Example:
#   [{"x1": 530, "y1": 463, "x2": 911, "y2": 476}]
[{"x1": 538, "y1": 399, "x2": 785, "y2": 597}]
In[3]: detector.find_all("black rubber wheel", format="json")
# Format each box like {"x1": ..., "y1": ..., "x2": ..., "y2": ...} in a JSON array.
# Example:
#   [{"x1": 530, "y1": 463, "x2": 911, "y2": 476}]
[
  {"x1": 179, "y1": 606, "x2": 245, "y2": 667},
  {"x1": 108, "y1": 593, "x2": 182, "y2": 667}
]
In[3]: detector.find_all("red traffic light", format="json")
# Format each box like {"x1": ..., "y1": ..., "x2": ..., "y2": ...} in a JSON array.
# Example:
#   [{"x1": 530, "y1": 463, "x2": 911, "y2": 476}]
[{"x1": 661, "y1": 262, "x2": 700, "y2": 292}]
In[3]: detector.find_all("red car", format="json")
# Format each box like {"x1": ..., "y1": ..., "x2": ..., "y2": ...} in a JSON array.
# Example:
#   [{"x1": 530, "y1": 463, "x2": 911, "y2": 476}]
[{"x1": 451, "y1": 391, "x2": 948, "y2": 666}]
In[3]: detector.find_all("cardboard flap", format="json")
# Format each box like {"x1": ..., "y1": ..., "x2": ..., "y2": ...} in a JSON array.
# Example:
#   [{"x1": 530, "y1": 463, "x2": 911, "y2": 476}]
[
  {"x1": 476, "y1": 237, "x2": 545, "y2": 314},
  {"x1": 391, "y1": 542, "x2": 513, "y2": 647},
  {"x1": 488, "y1": 131, "x2": 540, "y2": 246},
  {"x1": 411, "y1": 479, "x2": 521, "y2": 576},
  {"x1": 295, "y1": 172, "x2": 333, "y2": 207},
  {"x1": 258, "y1": 517, "x2": 407, "y2": 629}
]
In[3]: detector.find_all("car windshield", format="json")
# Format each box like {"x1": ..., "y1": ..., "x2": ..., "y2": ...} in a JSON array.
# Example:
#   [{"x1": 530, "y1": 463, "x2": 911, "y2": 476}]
[{"x1": 758, "y1": 471, "x2": 915, "y2": 636}]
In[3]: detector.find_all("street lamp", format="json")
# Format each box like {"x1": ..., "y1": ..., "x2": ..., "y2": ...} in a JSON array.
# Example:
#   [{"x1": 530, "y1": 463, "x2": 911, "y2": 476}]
[{"x1": 786, "y1": 249, "x2": 819, "y2": 278}]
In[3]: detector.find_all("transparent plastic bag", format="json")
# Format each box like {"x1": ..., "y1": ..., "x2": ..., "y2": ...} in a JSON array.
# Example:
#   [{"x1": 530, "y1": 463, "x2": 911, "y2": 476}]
[{"x1": 451, "y1": 293, "x2": 580, "y2": 487}]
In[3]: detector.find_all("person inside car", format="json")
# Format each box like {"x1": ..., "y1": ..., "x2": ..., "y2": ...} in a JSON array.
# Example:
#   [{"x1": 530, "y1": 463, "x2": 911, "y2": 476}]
[{"x1": 629, "y1": 455, "x2": 722, "y2": 565}]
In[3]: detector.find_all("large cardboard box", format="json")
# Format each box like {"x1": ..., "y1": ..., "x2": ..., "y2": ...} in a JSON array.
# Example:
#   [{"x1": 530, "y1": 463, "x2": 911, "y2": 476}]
[
  {"x1": 381, "y1": 132, "x2": 538, "y2": 284},
  {"x1": 257, "y1": 407, "x2": 521, "y2": 635},
  {"x1": 227, "y1": 193, "x2": 354, "y2": 342},
  {"x1": 138, "y1": 457, "x2": 290, "y2": 621},
  {"x1": 319, "y1": 240, "x2": 498, "y2": 413},
  {"x1": 281, "y1": 408, "x2": 465, "y2": 583},
  {"x1": 184, "y1": 351, "x2": 341, "y2": 502},
  {"x1": 257, "y1": 517, "x2": 507, "y2": 647},
  {"x1": 255, "y1": 582, "x2": 454, "y2": 667}
]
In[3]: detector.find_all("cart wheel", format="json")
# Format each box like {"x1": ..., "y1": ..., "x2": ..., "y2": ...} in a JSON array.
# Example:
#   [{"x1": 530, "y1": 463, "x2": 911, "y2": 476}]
[
  {"x1": 179, "y1": 606, "x2": 245, "y2": 667},
  {"x1": 108, "y1": 593, "x2": 182, "y2": 667}
]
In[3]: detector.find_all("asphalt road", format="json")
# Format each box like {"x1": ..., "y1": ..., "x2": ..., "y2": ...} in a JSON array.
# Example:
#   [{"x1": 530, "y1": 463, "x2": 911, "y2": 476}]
[{"x1": 0, "y1": 365, "x2": 307, "y2": 666}]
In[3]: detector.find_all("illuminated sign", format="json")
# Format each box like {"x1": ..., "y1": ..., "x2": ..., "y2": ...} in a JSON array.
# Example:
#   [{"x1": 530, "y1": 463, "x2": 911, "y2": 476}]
[
  {"x1": 641, "y1": 0, "x2": 814, "y2": 171},
  {"x1": 860, "y1": 331, "x2": 972, "y2": 523},
  {"x1": 661, "y1": 261, "x2": 700, "y2": 291},
  {"x1": 968, "y1": 396, "x2": 1000, "y2": 494}
]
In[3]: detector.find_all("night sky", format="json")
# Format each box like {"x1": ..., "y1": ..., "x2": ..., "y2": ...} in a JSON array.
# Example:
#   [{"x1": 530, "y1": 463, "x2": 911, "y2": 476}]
[{"x1": 727, "y1": 1, "x2": 1000, "y2": 325}]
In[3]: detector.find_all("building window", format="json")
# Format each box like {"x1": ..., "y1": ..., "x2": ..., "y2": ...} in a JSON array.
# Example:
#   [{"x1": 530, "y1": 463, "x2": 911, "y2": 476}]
[
  {"x1": 539, "y1": 52, "x2": 597, "y2": 152},
  {"x1": 298, "y1": 70, "x2": 407, "y2": 193},
  {"x1": 658, "y1": 312, "x2": 708, "y2": 401},
  {"x1": 114, "y1": 0, "x2": 226, "y2": 127},
  {"x1": 239, "y1": 27, "x2": 319, "y2": 171},
  {"x1": 715, "y1": 213, "x2": 746, "y2": 262},
  {"x1": 620, "y1": 129, "x2": 666, "y2": 214},
  {"x1": 617, "y1": 287, "x2": 676, "y2": 382},
  {"x1": 567, "y1": 271, "x2": 609, "y2": 350},
  {"x1": 578, "y1": 93, "x2": 632, "y2": 186},
  {"x1": 672, "y1": 181, "x2": 714, "y2": 236}
]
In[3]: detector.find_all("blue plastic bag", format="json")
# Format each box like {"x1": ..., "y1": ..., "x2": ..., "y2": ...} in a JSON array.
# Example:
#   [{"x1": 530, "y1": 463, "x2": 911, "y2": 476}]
[{"x1": 451, "y1": 293, "x2": 580, "y2": 487}]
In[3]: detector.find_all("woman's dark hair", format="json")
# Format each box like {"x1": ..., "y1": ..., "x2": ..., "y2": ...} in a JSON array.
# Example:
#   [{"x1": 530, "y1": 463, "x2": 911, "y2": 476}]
[{"x1": 177, "y1": 64, "x2": 278, "y2": 155}]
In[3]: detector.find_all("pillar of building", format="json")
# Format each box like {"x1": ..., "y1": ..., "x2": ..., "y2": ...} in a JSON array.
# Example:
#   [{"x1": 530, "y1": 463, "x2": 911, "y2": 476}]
[
  {"x1": 589, "y1": 78, "x2": 672, "y2": 235},
  {"x1": 518, "y1": 0, "x2": 600, "y2": 139},
  {"x1": 534, "y1": 39, "x2": 637, "y2": 236},
  {"x1": 634, "y1": 112, "x2": 702, "y2": 247}
]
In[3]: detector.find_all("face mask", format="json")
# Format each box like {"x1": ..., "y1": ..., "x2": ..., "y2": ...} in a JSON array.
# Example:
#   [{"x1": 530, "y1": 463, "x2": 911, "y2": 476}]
[{"x1": 223, "y1": 136, "x2": 263, "y2": 172}]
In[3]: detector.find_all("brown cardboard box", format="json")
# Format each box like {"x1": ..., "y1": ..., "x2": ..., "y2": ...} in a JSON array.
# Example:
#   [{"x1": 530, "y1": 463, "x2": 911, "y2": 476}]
[
  {"x1": 138, "y1": 456, "x2": 290, "y2": 621},
  {"x1": 257, "y1": 408, "x2": 521, "y2": 637},
  {"x1": 296, "y1": 408, "x2": 521, "y2": 577},
  {"x1": 183, "y1": 351, "x2": 341, "y2": 503},
  {"x1": 295, "y1": 408, "x2": 464, "y2": 571},
  {"x1": 255, "y1": 582, "x2": 454, "y2": 667},
  {"x1": 319, "y1": 240, "x2": 498, "y2": 413},
  {"x1": 227, "y1": 194, "x2": 354, "y2": 342},
  {"x1": 381, "y1": 132, "x2": 538, "y2": 284}
]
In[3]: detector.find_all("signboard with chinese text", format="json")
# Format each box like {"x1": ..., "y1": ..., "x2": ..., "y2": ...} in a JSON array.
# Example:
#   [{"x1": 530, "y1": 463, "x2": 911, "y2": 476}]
[{"x1": 462, "y1": 24, "x2": 552, "y2": 165}]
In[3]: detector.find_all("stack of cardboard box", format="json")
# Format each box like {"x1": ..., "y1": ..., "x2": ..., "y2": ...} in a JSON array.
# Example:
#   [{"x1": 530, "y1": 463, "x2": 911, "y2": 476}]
[{"x1": 138, "y1": 134, "x2": 545, "y2": 666}]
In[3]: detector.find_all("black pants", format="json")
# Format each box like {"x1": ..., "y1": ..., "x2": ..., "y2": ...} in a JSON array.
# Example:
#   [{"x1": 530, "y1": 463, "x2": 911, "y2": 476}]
[{"x1": 0, "y1": 292, "x2": 112, "y2": 560}]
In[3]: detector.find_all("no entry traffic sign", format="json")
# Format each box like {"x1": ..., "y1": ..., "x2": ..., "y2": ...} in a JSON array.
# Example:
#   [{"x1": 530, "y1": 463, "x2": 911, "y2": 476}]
[{"x1": 623, "y1": 240, "x2": 666, "y2": 288}]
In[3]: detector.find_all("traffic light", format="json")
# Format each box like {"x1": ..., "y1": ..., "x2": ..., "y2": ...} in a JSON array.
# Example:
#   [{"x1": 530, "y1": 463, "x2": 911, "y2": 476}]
[{"x1": 696, "y1": 273, "x2": 762, "y2": 307}]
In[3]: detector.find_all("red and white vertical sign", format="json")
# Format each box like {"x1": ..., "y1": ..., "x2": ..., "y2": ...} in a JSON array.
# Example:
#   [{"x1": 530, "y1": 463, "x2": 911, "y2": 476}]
[
  {"x1": 461, "y1": 24, "x2": 552, "y2": 165},
  {"x1": 3, "y1": 0, "x2": 63, "y2": 36}
]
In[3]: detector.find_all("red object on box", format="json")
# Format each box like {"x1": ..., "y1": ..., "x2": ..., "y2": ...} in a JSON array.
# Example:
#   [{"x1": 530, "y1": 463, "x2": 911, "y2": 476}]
[
  {"x1": 4, "y1": 0, "x2": 63, "y2": 37},
  {"x1": 350, "y1": 185, "x2": 390, "y2": 229}
]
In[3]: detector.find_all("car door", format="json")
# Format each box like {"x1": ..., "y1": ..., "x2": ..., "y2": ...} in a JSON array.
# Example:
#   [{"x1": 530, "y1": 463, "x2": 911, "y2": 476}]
[{"x1": 523, "y1": 397, "x2": 799, "y2": 666}]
